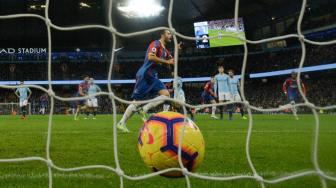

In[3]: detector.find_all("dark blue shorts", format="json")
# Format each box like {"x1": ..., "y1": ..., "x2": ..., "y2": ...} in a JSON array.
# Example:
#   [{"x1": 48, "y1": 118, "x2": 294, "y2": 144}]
[
  {"x1": 75, "y1": 93, "x2": 86, "y2": 106},
  {"x1": 132, "y1": 75, "x2": 166, "y2": 100},
  {"x1": 41, "y1": 102, "x2": 48, "y2": 108},
  {"x1": 201, "y1": 92, "x2": 214, "y2": 104},
  {"x1": 288, "y1": 92, "x2": 299, "y2": 103}
]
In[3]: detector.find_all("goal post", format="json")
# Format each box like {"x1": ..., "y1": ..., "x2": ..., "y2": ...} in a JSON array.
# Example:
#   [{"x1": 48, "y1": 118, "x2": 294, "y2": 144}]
[{"x1": 0, "y1": 102, "x2": 31, "y2": 115}]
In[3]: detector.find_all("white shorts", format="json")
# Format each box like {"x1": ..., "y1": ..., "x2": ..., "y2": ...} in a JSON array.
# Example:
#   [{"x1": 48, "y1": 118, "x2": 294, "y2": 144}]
[
  {"x1": 174, "y1": 89, "x2": 185, "y2": 102},
  {"x1": 87, "y1": 98, "x2": 98, "y2": 107},
  {"x1": 218, "y1": 92, "x2": 231, "y2": 101},
  {"x1": 231, "y1": 94, "x2": 242, "y2": 101},
  {"x1": 19, "y1": 99, "x2": 28, "y2": 107}
]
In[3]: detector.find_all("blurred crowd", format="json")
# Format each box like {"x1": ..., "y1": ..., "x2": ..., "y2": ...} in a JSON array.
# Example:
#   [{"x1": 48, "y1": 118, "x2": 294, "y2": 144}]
[
  {"x1": 0, "y1": 75, "x2": 335, "y2": 115},
  {"x1": 0, "y1": 43, "x2": 335, "y2": 82}
]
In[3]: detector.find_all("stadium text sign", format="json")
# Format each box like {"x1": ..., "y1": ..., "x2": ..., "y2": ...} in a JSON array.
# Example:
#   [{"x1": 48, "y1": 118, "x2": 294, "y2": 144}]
[{"x1": 0, "y1": 48, "x2": 47, "y2": 54}]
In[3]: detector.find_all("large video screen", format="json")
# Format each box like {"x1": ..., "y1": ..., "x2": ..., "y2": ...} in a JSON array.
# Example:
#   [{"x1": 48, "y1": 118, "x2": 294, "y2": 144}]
[{"x1": 194, "y1": 18, "x2": 246, "y2": 48}]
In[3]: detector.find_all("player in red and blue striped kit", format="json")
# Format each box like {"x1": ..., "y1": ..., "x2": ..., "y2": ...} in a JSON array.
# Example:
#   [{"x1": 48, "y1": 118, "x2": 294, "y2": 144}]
[
  {"x1": 201, "y1": 76, "x2": 218, "y2": 119},
  {"x1": 282, "y1": 72, "x2": 306, "y2": 120},
  {"x1": 117, "y1": 30, "x2": 180, "y2": 132},
  {"x1": 74, "y1": 75, "x2": 90, "y2": 120}
]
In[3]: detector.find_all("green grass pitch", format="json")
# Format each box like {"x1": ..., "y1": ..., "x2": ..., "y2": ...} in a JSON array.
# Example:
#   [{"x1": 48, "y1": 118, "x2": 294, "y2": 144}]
[
  {"x1": 0, "y1": 113, "x2": 335, "y2": 188},
  {"x1": 208, "y1": 29, "x2": 246, "y2": 47}
]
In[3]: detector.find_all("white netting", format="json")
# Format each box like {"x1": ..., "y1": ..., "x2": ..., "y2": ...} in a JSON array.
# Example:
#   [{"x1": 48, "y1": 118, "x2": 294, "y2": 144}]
[
  {"x1": 0, "y1": 102, "x2": 31, "y2": 115},
  {"x1": 1, "y1": 0, "x2": 336, "y2": 188}
]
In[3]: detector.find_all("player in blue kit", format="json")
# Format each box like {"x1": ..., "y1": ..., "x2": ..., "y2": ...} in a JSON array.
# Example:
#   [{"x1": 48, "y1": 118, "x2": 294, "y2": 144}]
[
  {"x1": 117, "y1": 30, "x2": 181, "y2": 132},
  {"x1": 164, "y1": 74, "x2": 195, "y2": 120},
  {"x1": 15, "y1": 80, "x2": 32, "y2": 119},
  {"x1": 86, "y1": 78, "x2": 101, "y2": 119},
  {"x1": 282, "y1": 72, "x2": 306, "y2": 120},
  {"x1": 228, "y1": 69, "x2": 247, "y2": 120},
  {"x1": 214, "y1": 64, "x2": 231, "y2": 119}
]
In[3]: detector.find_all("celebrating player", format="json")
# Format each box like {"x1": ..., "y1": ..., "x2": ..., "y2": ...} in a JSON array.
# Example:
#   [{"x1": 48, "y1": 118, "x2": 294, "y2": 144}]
[
  {"x1": 117, "y1": 30, "x2": 180, "y2": 132},
  {"x1": 39, "y1": 93, "x2": 49, "y2": 115},
  {"x1": 228, "y1": 69, "x2": 247, "y2": 120},
  {"x1": 86, "y1": 78, "x2": 101, "y2": 119},
  {"x1": 14, "y1": 80, "x2": 32, "y2": 119},
  {"x1": 201, "y1": 76, "x2": 218, "y2": 119},
  {"x1": 282, "y1": 71, "x2": 306, "y2": 120},
  {"x1": 214, "y1": 64, "x2": 231, "y2": 120},
  {"x1": 74, "y1": 75, "x2": 90, "y2": 120}
]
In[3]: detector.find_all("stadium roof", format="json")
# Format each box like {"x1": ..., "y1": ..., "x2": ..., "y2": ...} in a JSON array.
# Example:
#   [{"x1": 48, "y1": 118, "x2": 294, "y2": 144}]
[{"x1": 0, "y1": 0, "x2": 332, "y2": 49}]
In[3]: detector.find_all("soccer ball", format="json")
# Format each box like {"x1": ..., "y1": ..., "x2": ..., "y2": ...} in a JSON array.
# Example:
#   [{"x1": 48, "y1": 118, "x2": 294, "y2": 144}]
[{"x1": 137, "y1": 111, "x2": 205, "y2": 177}]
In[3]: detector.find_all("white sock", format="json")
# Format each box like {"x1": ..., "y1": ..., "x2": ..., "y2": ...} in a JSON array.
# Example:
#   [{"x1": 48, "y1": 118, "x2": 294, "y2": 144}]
[
  {"x1": 42, "y1": 108, "x2": 45, "y2": 114},
  {"x1": 143, "y1": 95, "x2": 168, "y2": 113},
  {"x1": 163, "y1": 104, "x2": 170, "y2": 111},
  {"x1": 212, "y1": 106, "x2": 216, "y2": 116},
  {"x1": 119, "y1": 104, "x2": 138, "y2": 124}
]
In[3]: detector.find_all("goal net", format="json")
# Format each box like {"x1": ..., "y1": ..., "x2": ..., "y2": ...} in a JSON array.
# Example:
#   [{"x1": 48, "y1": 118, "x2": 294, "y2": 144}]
[
  {"x1": 0, "y1": 102, "x2": 31, "y2": 115},
  {"x1": 0, "y1": 0, "x2": 336, "y2": 188}
]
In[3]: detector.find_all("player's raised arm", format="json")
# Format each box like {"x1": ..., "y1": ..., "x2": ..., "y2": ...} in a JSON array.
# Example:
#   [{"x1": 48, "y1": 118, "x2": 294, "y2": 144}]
[
  {"x1": 14, "y1": 88, "x2": 19, "y2": 98},
  {"x1": 205, "y1": 82, "x2": 216, "y2": 98},
  {"x1": 301, "y1": 82, "x2": 307, "y2": 95},
  {"x1": 282, "y1": 79, "x2": 289, "y2": 95}
]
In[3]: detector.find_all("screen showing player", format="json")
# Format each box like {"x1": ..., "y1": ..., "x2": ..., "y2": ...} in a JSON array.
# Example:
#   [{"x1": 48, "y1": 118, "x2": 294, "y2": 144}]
[{"x1": 194, "y1": 18, "x2": 246, "y2": 48}]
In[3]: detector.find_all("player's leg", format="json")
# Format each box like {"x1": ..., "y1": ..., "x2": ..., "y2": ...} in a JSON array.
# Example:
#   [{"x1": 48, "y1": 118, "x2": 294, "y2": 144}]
[
  {"x1": 234, "y1": 94, "x2": 247, "y2": 119},
  {"x1": 288, "y1": 93, "x2": 299, "y2": 120},
  {"x1": 187, "y1": 107, "x2": 194, "y2": 120},
  {"x1": 92, "y1": 98, "x2": 98, "y2": 119},
  {"x1": 22, "y1": 99, "x2": 28, "y2": 119},
  {"x1": 140, "y1": 79, "x2": 169, "y2": 120},
  {"x1": 39, "y1": 105, "x2": 42, "y2": 114},
  {"x1": 224, "y1": 93, "x2": 233, "y2": 120},
  {"x1": 218, "y1": 92, "x2": 224, "y2": 119},
  {"x1": 141, "y1": 90, "x2": 169, "y2": 115},
  {"x1": 74, "y1": 100, "x2": 84, "y2": 120},
  {"x1": 238, "y1": 103, "x2": 247, "y2": 119},
  {"x1": 74, "y1": 105, "x2": 81, "y2": 120},
  {"x1": 117, "y1": 76, "x2": 149, "y2": 132},
  {"x1": 163, "y1": 90, "x2": 175, "y2": 112},
  {"x1": 84, "y1": 99, "x2": 91, "y2": 119},
  {"x1": 210, "y1": 98, "x2": 218, "y2": 119},
  {"x1": 117, "y1": 103, "x2": 139, "y2": 132},
  {"x1": 41, "y1": 104, "x2": 46, "y2": 115},
  {"x1": 19, "y1": 100, "x2": 24, "y2": 119}
]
